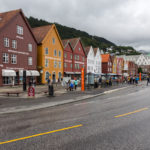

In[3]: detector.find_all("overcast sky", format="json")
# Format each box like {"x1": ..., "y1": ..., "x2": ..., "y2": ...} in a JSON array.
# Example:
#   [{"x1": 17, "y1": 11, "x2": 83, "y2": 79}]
[{"x1": 1, "y1": 0, "x2": 150, "y2": 51}]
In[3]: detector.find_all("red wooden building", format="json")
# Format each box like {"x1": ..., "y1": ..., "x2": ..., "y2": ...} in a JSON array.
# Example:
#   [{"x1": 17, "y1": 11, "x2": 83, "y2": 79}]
[
  {"x1": 62, "y1": 38, "x2": 87, "y2": 79},
  {"x1": 101, "y1": 54, "x2": 112, "y2": 74},
  {"x1": 0, "y1": 9, "x2": 38, "y2": 86}
]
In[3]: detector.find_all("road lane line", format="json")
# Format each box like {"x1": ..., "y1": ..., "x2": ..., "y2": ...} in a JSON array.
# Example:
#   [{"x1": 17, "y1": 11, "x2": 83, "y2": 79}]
[
  {"x1": 0, "y1": 124, "x2": 83, "y2": 145},
  {"x1": 115, "y1": 107, "x2": 149, "y2": 118}
]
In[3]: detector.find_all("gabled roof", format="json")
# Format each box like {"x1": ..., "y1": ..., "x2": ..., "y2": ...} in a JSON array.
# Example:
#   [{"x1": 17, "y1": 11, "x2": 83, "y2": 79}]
[
  {"x1": 0, "y1": 9, "x2": 20, "y2": 31},
  {"x1": 32, "y1": 25, "x2": 52, "y2": 44},
  {"x1": 63, "y1": 37, "x2": 87, "y2": 56},
  {"x1": 84, "y1": 46, "x2": 91, "y2": 55},
  {"x1": 62, "y1": 39, "x2": 73, "y2": 51},
  {"x1": 67, "y1": 37, "x2": 80, "y2": 49},
  {"x1": 0, "y1": 9, "x2": 37, "y2": 43},
  {"x1": 101, "y1": 54, "x2": 110, "y2": 63},
  {"x1": 93, "y1": 48, "x2": 100, "y2": 56}
]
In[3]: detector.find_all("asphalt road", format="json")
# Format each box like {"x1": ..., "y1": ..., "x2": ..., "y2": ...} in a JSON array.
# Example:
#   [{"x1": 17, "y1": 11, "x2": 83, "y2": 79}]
[{"x1": 0, "y1": 83, "x2": 150, "y2": 150}]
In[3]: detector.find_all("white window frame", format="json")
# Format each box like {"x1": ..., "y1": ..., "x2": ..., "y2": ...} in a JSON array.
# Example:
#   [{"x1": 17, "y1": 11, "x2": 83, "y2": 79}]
[
  {"x1": 52, "y1": 38, "x2": 55, "y2": 44},
  {"x1": 4, "y1": 38, "x2": 9, "y2": 47},
  {"x1": 3, "y1": 53, "x2": 9, "y2": 63},
  {"x1": 17, "y1": 25, "x2": 23, "y2": 35},
  {"x1": 45, "y1": 48, "x2": 49, "y2": 55},
  {"x1": 11, "y1": 54, "x2": 17, "y2": 64},
  {"x1": 59, "y1": 62, "x2": 61, "y2": 68},
  {"x1": 64, "y1": 63, "x2": 67, "y2": 68},
  {"x1": 59, "y1": 51, "x2": 61, "y2": 57},
  {"x1": 64, "y1": 53, "x2": 67, "y2": 59},
  {"x1": 12, "y1": 40, "x2": 17, "y2": 49},
  {"x1": 45, "y1": 71, "x2": 50, "y2": 81},
  {"x1": 28, "y1": 57, "x2": 32, "y2": 65},
  {"x1": 54, "y1": 61, "x2": 57, "y2": 68},
  {"x1": 45, "y1": 59, "x2": 49, "y2": 67},
  {"x1": 28, "y1": 44, "x2": 32, "y2": 52},
  {"x1": 70, "y1": 54, "x2": 72, "y2": 60},
  {"x1": 70, "y1": 64, "x2": 72, "y2": 68},
  {"x1": 54, "y1": 50, "x2": 57, "y2": 56}
]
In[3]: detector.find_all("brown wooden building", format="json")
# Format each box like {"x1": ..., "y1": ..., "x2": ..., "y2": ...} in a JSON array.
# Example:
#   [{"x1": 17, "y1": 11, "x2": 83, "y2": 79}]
[
  {"x1": 0, "y1": 9, "x2": 39, "y2": 86},
  {"x1": 101, "y1": 54, "x2": 113, "y2": 74}
]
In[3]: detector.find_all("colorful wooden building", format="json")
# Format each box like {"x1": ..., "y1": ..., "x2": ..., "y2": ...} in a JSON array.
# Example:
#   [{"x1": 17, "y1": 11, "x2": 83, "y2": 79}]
[
  {"x1": 63, "y1": 38, "x2": 87, "y2": 79},
  {"x1": 101, "y1": 54, "x2": 112, "y2": 74},
  {"x1": 0, "y1": 9, "x2": 38, "y2": 86},
  {"x1": 33, "y1": 24, "x2": 64, "y2": 84}
]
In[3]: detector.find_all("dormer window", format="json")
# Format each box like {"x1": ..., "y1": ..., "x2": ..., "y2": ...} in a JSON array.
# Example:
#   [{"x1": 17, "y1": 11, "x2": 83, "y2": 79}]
[
  {"x1": 17, "y1": 25, "x2": 23, "y2": 35},
  {"x1": 52, "y1": 38, "x2": 55, "y2": 44}
]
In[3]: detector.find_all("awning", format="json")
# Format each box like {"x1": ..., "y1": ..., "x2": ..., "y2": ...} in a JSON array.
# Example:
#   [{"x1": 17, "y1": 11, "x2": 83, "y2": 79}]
[
  {"x1": 19, "y1": 70, "x2": 31, "y2": 76},
  {"x1": 107, "y1": 73, "x2": 117, "y2": 76},
  {"x1": 64, "y1": 72, "x2": 74, "y2": 74},
  {"x1": 30, "y1": 70, "x2": 40, "y2": 76},
  {"x1": 2, "y1": 69, "x2": 16, "y2": 76},
  {"x1": 123, "y1": 73, "x2": 129, "y2": 77},
  {"x1": 74, "y1": 72, "x2": 81, "y2": 74}
]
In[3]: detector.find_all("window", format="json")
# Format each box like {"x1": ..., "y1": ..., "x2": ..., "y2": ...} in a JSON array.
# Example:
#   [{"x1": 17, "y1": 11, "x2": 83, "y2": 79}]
[
  {"x1": 52, "y1": 38, "x2": 55, "y2": 44},
  {"x1": 75, "y1": 64, "x2": 77, "y2": 69},
  {"x1": 70, "y1": 54, "x2": 72, "y2": 59},
  {"x1": 12, "y1": 40, "x2": 17, "y2": 49},
  {"x1": 77, "y1": 55, "x2": 79, "y2": 60},
  {"x1": 17, "y1": 25, "x2": 23, "y2": 35},
  {"x1": 74, "y1": 55, "x2": 76, "y2": 60},
  {"x1": 70, "y1": 64, "x2": 72, "y2": 68},
  {"x1": 82, "y1": 57, "x2": 84, "y2": 61},
  {"x1": 45, "y1": 48, "x2": 48, "y2": 55},
  {"x1": 59, "y1": 51, "x2": 61, "y2": 57},
  {"x1": 11, "y1": 54, "x2": 17, "y2": 64},
  {"x1": 64, "y1": 53, "x2": 67, "y2": 58},
  {"x1": 28, "y1": 57, "x2": 32, "y2": 65},
  {"x1": 3, "y1": 53, "x2": 9, "y2": 63},
  {"x1": 83, "y1": 65, "x2": 84, "y2": 68},
  {"x1": 64, "y1": 63, "x2": 67, "y2": 68},
  {"x1": 45, "y1": 72, "x2": 49, "y2": 81},
  {"x1": 45, "y1": 59, "x2": 49, "y2": 67},
  {"x1": 54, "y1": 61, "x2": 57, "y2": 68},
  {"x1": 28, "y1": 44, "x2": 32, "y2": 52},
  {"x1": 4, "y1": 38, "x2": 9, "y2": 47},
  {"x1": 79, "y1": 48, "x2": 81, "y2": 51},
  {"x1": 54, "y1": 50, "x2": 57, "y2": 56},
  {"x1": 3, "y1": 77, "x2": 12, "y2": 85},
  {"x1": 59, "y1": 62, "x2": 61, "y2": 68}
]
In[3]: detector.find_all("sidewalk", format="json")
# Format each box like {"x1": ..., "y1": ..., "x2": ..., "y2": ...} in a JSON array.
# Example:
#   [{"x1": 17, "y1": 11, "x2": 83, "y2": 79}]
[{"x1": 0, "y1": 82, "x2": 141, "y2": 115}]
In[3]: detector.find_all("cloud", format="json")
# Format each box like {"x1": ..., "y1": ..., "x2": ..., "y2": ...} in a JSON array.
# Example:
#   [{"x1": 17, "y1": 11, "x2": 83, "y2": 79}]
[{"x1": 1, "y1": 0, "x2": 150, "y2": 51}]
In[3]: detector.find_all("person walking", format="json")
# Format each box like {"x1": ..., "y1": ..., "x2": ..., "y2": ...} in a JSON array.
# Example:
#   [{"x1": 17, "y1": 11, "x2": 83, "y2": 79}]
[
  {"x1": 147, "y1": 75, "x2": 149, "y2": 86},
  {"x1": 74, "y1": 79, "x2": 78, "y2": 90}
]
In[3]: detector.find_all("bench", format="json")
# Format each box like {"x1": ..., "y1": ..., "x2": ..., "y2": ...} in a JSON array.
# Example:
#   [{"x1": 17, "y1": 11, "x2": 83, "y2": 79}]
[{"x1": 5, "y1": 92, "x2": 21, "y2": 97}]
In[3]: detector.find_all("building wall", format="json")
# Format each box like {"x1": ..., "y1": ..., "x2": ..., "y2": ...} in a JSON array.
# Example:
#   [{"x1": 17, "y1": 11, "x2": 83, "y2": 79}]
[
  {"x1": 39, "y1": 26, "x2": 63, "y2": 84},
  {"x1": 87, "y1": 47, "x2": 95, "y2": 74},
  {"x1": 0, "y1": 12, "x2": 37, "y2": 85},
  {"x1": 94, "y1": 49, "x2": 101, "y2": 75},
  {"x1": 63, "y1": 44, "x2": 73, "y2": 74},
  {"x1": 73, "y1": 41, "x2": 86, "y2": 74}
]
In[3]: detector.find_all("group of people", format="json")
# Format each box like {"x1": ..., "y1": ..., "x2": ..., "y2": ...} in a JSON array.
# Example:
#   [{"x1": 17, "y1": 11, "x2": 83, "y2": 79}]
[
  {"x1": 67, "y1": 79, "x2": 78, "y2": 91},
  {"x1": 127, "y1": 76, "x2": 139, "y2": 85}
]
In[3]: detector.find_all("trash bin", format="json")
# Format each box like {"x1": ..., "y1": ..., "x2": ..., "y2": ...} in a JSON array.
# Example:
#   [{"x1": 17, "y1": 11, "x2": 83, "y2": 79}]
[{"x1": 49, "y1": 85, "x2": 54, "y2": 96}]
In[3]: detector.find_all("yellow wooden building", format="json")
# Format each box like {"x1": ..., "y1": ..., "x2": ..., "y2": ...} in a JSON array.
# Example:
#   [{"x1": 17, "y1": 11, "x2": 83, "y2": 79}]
[
  {"x1": 33, "y1": 24, "x2": 63, "y2": 84},
  {"x1": 112, "y1": 56, "x2": 117, "y2": 74}
]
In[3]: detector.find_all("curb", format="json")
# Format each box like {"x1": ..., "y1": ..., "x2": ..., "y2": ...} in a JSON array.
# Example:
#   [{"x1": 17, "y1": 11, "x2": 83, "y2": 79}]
[{"x1": 0, "y1": 86, "x2": 128, "y2": 115}]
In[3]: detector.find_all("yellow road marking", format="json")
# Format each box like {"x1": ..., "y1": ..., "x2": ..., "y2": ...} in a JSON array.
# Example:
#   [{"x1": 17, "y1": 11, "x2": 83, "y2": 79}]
[
  {"x1": 115, "y1": 107, "x2": 149, "y2": 118},
  {"x1": 0, "y1": 124, "x2": 83, "y2": 145}
]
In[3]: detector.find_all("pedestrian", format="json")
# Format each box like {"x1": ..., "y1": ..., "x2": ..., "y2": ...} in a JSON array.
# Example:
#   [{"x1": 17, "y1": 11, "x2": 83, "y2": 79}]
[
  {"x1": 70, "y1": 81, "x2": 74, "y2": 91},
  {"x1": 67, "y1": 80, "x2": 71, "y2": 91},
  {"x1": 133, "y1": 76, "x2": 135, "y2": 84},
  {"x1": 147, "y1": 75, "x2": 149, "y2": 86},
  {"x1": 74, "y1": 79, "x2": 78, "y2": 90}
]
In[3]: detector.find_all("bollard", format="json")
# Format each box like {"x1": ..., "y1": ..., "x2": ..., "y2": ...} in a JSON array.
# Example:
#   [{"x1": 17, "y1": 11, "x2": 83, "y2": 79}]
[{"x1": 48, "y1": 85, "x2": 54, "y2": 96}]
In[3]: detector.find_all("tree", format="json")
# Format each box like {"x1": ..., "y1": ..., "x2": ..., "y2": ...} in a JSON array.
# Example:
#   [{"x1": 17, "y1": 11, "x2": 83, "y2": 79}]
[{"x1": 138, "y1": 67, "x2": 143, "y2": 73}]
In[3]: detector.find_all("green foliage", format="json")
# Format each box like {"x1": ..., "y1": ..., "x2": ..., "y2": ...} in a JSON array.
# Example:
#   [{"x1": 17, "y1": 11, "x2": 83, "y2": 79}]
[
  {"x1": 27, "y1": 16, "x2": 115, "y2": 49},
  {"x1": 27, "y1": 16, "x2": 141, "y2": 55},
  {"x1": 138, "y1": 67, "x2": 143, "y2": 73}
]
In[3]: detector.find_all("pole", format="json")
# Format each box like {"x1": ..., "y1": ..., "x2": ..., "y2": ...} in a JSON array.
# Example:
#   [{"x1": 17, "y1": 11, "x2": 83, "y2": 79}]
[
  {"x1": 139, "y1": 72, "x2": 141, "y2": 81},
  {"x1": 81, "y1": 68, "x2": 84, "y2": 91}
]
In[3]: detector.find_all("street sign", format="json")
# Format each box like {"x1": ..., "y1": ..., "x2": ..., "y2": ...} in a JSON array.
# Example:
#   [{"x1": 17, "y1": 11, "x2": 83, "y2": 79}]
[{"x1": 28, "y1": 86, "x2": 35, "y2": 97}]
